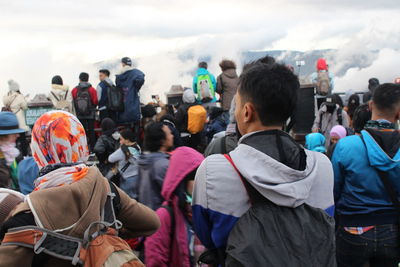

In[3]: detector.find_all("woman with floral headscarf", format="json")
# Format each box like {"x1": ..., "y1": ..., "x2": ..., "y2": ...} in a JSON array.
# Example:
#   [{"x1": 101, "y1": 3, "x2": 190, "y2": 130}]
[{"x1": 0, "y1": 111, "x2": 160, "y2": 267}]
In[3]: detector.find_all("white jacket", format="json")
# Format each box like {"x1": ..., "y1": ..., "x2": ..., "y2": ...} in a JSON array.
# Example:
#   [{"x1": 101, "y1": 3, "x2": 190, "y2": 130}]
[
  {"x1": 48, "y1": 84, "x2": 74, "y2": 114},
  {"x1": 3, "y1": 91, "x2": 29, "y2": 131}
]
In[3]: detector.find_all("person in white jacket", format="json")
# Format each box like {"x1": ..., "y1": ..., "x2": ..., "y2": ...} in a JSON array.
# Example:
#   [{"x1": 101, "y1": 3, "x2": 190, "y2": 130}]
[
  {"x1": 2, "y1": 80, "x2": 29, "y2": 132},
  {"x1": 48, "y1": 75, "x2": 74, "y2": 114}
]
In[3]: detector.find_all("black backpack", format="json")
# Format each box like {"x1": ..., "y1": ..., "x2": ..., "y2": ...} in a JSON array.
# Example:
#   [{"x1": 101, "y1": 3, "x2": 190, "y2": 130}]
[
  {"x1": 74, "y1": 87, "x2": 92, "y2": 116},
  {"x1": 223, "y1": 154, "x2": 336, "y2": 267},
  {"x1": 106, "y1": 82, "x2": 125, "y2": 112}
]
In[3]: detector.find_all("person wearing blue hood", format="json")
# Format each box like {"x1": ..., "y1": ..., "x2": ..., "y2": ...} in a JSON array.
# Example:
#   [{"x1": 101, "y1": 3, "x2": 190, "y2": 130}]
[
  {"x1": 192, "y1": 62, "x2": 217, "y2": 107},
  {"x1": 305, "y1": 132, "x2": 326, "y2": 153},
  {"x1": 333, "y1": 83, "x2": 400, "y2": 267},
  {"x1": 115, "y1": 57, "x2": 145, "y2": 129}
]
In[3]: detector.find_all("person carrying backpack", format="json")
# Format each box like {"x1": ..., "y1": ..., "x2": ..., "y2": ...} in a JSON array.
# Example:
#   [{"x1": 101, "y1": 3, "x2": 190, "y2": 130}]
[
  {"x1": 311, "y1": 58, "x2": 334, "y2": 97},
  {"x1": 72, "y1": 72, "x2": 98, "y2": 152},
  {"x1": 97, "y1": 69, "x2": 120, "y2": 123},
  {"x1": 0, "y1": 111, "x2": 160, "y2": 267},
  {"x1": 145, "y1": 147, "x2": 205, "y2": 267},
  {"x1": 175, "y1": 89, "x2": 206, "y2": 149},
  {"x1": 312, "y1": 94, "x2": 350, "y2": 146},
  {"x1": 192, "y1": 62, "x2": 217, "y2": 109},
  {"x1": 108, "y1": 129, "x2": 141, "y2": 199},
  {"x1": 192, "y1": 60, "x2": 335, "y2": 267},
  {"x1": 332, "y1": 84, "x2": 400, "y2": 267},
  {"x1": 49, "y1": 75, "x2": 74, "y2": 114}
]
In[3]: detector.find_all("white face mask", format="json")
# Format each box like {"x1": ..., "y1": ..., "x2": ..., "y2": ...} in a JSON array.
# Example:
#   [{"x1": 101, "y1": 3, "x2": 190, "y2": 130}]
[{"x1": 112, "y1": 131, "x2": 120, "y2": 140}]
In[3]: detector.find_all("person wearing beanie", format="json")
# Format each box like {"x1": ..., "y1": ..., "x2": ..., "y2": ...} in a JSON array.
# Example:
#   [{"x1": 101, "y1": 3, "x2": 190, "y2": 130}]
[
  {"x1": 116, "y1": 57, "x2": 145, "y2": 132},
  {"x1": 93, "y1": 118, "x2": 120, "y2": 176},
  {"x1": 2, "y1": 80, "x2": 29, "y2": 132},
  {"x1": 310, "y1": 58, "x2": 335, "y2": 106},
  {"x1": 48, "y1": 75, "x2": 74, "y2": 114},
  {"x1": 175, "y1": 88, "x2": 204, "y2": 149},
  {"x1": 108, "y1": 128, "x2": 141, "y2": 199},
  {"x1": 71, "y1": 72, "x2": 98, "y2": 152}
]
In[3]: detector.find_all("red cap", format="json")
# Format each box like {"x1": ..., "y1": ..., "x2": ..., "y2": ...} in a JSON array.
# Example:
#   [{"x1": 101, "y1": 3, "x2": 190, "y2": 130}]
[{"x1": 316, "y1": 58, "x2": 328, "y2": 71}]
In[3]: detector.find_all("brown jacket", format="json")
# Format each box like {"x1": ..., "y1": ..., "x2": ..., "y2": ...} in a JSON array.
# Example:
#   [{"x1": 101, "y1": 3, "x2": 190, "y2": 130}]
[
  {"x1": 0, "y1": 166, "x2": 160, "y2": 267},
  {"x1": 216, "y1": 69, "x2": 239, "y2": 111}
]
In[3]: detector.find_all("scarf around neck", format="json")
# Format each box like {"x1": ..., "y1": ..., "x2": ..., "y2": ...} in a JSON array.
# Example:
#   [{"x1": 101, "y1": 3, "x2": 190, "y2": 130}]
[{"x1": 0, "y1": 143, "x2": 20, "y2": 166}]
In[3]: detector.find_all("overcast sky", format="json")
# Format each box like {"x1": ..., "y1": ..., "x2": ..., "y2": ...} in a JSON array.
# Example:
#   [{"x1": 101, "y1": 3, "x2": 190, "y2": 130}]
[{"x1": 0, "y1": 0, "x2": 399, "y2": 99}]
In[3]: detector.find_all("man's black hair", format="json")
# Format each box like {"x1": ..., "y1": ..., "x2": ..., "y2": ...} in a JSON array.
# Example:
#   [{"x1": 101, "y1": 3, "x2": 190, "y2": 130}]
[
  {"x1": 372, "y1": 83, "x2": 400, "y2": 114},
  {"x1": 352, "y1": 104, "x2": 371, "y2": 134},
  {"x1": 243, "y1": 55, "x2": 276, "y2": 72},
  {"x1": 99, "y1": 69, "x2": 110, "y2": 77},
  {"x1": 79, "y1": 72, "x2": 89, "y2": 82},
  {"x1": 198, "y1": 62, "x2": 208, "y2": 69},
  {"x1": 120, "y1": 128, "x2": 136, "y2": 143},
  {"x1": 238, "y1": 62, "x2": 299, "y2": 126},
  {"x1": 144, "y1": 122, "x2": 166, "y2": 152}
]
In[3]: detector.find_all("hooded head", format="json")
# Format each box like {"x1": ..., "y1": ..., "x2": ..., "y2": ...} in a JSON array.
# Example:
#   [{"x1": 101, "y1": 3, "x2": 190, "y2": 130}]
[
  {"x1": 316, "y1": 58, "x2": 328, "y2": 71},
  {"x1": 101, "y1": 118, "x2": 117, "y2": 136},
  {"x1": 330, "y1": 125, "x2": 347, "y2": 144},
  {"x1": 161, "y1": 147, "x2": 204, "y2": 201},
  {"x1": 305, "y1": 133, "x2": 326, "y2": 153},
  {"x1": 31, "y1": 111, "x2": 89, "y2": 169},
  {"x1": 8, "y1": 80, "x2": 20, "y2": 92},
  {"x1": 182, "y1": 88, "x2": 196, "y2": 104}
]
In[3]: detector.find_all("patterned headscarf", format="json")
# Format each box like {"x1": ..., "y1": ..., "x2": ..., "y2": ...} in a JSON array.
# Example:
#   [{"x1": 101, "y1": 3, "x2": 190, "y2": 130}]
[{"x1": 31, "y1": 111, "x2": 89, "y2": 190}]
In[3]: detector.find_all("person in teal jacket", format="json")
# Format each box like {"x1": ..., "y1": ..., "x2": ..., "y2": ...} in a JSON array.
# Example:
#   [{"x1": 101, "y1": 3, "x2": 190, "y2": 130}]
[
  {"x1": 192, "y1": 62, "x2": 217, "y2": 105},
  {"x1": 332, "y1": 83, "x2": 400, "y2": 267}
]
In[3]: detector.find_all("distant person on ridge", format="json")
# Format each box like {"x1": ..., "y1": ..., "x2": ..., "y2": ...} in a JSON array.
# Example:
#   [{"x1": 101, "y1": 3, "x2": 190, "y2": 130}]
[
  {"x1": 193, "y1": 62, "x2": 217, "y2": 109},
  {"x1": 216, "y1": 59, "x2": 239, "y2": 117},
  {"x1": 97, "y1": 69, "x2": 117, "y2": 122},
  {"x1": 311, "y1": 58, "x2": 335, "y2": 108},
  {"x1": 48, "y1": 75, "x2": 74, "y2": 114},
  {"x1": 363, "y1": 78, "x2": 380, "y2": 103},
  {"x1": 116, "y1": 57, "x2": 145, "y2": 134},
  {"x1": 72, "y1": 72, "x2": 98, "y2": 152}
]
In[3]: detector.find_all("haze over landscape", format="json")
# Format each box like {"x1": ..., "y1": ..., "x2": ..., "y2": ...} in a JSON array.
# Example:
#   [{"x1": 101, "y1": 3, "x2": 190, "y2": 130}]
[{"x1": 1, "y1": 0, "x2": 399, "y2": 101}]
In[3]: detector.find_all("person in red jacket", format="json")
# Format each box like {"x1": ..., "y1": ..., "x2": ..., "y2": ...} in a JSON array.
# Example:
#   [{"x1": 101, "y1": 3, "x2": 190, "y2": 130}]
[{"x1": 71, "y1": 72, "x2": 98, "y2": 152}]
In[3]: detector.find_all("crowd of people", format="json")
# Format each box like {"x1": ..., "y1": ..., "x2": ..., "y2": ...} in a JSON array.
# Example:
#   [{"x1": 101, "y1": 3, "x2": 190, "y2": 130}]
[{"x1": 0, "y1": 55, "x2": 398, "y2": 267}]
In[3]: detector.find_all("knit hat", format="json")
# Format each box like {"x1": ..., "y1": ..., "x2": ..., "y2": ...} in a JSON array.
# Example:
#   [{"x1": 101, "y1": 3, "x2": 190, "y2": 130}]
[
  {"x1": 0, "y1": 189, "x2": 25, "y2": 225},
  {"x1": 8, "y1": 80, "x2": 20, "y2": 92},
  {"x1": 122, "y1": 57, "x2": 132, "y2": 66},
  {"x1": 182, "y1": 88, "x2": 196, "y2": 104},
  {"x1": 330, "y1": 125, "x2": 347, "y2": 139},
  {"x1": 51, "y1": 75, "x2": 63, "y2": 86},
  {"x1": 316, "y1": 58, "x2": 328, "y2": 71},
  {"x1": 101, "y1": 118, "x2": 117, "y2": 136}
]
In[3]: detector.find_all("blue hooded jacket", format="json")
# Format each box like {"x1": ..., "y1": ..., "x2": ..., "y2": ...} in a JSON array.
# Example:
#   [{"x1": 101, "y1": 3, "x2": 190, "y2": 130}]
[
  {"x1": 192, "y1": 68, "x2": 217, "y2": 103},
  {"x1": 116, "y1": 68, "x2": 145, "y2": 124},
  {"x1": 332, "y1": 129, "x2": 400, "y2": 226}
]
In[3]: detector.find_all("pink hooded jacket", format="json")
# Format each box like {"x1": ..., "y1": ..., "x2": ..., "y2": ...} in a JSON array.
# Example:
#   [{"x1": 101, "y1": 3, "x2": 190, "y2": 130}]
[{"x1": 145, "y1": 147, "x2": 204, "y2": 267}]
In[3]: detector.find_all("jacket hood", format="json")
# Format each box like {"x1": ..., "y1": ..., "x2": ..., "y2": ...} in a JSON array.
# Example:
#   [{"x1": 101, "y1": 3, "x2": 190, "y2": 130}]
[
  {"x1": 229, "y1": 131, "x2": 322, "y2": 208},
  {"x1": 161, "y1": 147, "x2": 204, "y2": 201},
  {"x1": 119, "y1": 65, "x2": 134, "y2": 75},
  {"x1": 78, "y1": 82, "x2": 91, "y2": 89},
  {"x1": 222, "y1": 69, "x2": 238, "y2": 79},
  {"x1": 182, "y1": 89, "x2": 196, "y2": 104},
  {"x1": 139, "y1": 152, "x2": 169, "y2": 167},
  {"x1": 196, "y1": 68, "x2": 211, "y2": 76},
  {"x1": 103, "y1": 77, "x2": 114, "y2": 86},
  {"x1": 361, "y1": 130, "x2": 400, "y2": 171},
  {"x1": 51, "y1": 84, "x2": 69, "y2": 91}
]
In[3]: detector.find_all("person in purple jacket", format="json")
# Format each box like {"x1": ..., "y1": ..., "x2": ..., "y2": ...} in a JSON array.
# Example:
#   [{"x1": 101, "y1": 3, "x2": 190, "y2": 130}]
[{"x1": 145, "y1": 147, "x2": 205, "y2": 267}]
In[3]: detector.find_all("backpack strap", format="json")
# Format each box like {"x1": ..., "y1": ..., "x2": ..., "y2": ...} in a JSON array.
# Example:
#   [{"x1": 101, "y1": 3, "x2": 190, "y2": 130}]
[
  {"x1": 337, "y1": 107, "x2": 343, "y2": 125},
  {"x1": 2, "y1": 226, "x2": 83, "y2": 265},
  {"x1": 223, "y1": 154, "x2": 266, "y2": 204},
  {"x1": 51, "y1": 91, "x2": 60, "y2": 102},
  {"x1": 64, "y1": 89, "x2": 69, "y2": 100},
  {"x1": 220, "y1": 136, "x2": 227, "y2": 154},
  {"x1": 161, "y1": 205, "x2": 175, "y2": 248}
]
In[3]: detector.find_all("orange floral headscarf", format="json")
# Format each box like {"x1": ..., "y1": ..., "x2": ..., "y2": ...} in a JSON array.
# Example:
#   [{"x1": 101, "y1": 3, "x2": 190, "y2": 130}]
[{"x1": 31, "y1": 110, "x2": 89, "y2": 168}]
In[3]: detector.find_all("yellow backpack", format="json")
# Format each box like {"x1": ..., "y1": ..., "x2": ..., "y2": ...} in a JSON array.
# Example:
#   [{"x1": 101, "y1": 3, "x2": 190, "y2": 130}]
[{"x1": 187, "y1": 105, "x2": 207, "y2": 134}]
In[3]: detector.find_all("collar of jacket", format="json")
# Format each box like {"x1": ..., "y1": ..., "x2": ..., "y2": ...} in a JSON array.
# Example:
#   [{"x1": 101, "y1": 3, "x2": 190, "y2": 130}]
[{"x1": 51, "y1": 84, "x2": 69, "y2": 91}]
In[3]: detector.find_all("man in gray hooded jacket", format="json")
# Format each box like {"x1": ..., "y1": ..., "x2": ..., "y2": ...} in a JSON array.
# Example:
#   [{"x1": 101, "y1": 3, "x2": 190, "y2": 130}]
[{"x1": 192, "y1": 60, "x2": 335, "y2": 262}]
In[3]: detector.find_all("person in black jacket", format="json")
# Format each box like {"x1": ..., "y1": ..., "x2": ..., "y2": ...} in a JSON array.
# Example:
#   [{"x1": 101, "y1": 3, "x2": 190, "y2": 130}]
[{"x1": 94, "y1": 118, "x2": 120, "y2": 175}]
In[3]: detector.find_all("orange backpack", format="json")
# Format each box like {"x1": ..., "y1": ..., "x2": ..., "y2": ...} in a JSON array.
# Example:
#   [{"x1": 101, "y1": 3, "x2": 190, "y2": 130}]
[
  {"x1": 187, "y1": 105, "x2": 207, "y2": 134},
  {"x1": 1, "y1": 184, "x2": 144, "y2": 267}
]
